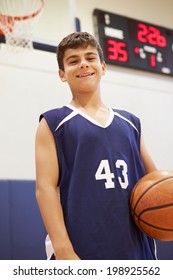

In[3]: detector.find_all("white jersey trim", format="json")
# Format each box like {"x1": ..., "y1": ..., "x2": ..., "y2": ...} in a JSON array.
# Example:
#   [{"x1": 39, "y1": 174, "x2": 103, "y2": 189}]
[
  {"x1": 113, "y1": 112, "x2": 139, "y2": 133},
  {"x1": 45, "y1": 234, "x2": 54, "y2": 260},
  {"x1": 65, "y1": 104, "x2": 114, "y2": 128},
  {"x1": 55, "y1": 110, "x2": 78, "y2": 131},
  {"x1": 55, "y1": 106, "x2": 139, "y2": 132}
]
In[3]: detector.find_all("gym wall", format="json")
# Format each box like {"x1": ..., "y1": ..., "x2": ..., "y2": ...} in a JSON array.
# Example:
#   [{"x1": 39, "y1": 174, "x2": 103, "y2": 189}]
[{"x1": 0, "y1": 0, "x2": 173, "y2": 260}]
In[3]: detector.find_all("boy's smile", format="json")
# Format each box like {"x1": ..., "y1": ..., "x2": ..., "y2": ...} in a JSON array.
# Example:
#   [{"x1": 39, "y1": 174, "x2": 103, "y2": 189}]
[{"x1": 76, "y1": 72, "x2": 95, "y2": 78}]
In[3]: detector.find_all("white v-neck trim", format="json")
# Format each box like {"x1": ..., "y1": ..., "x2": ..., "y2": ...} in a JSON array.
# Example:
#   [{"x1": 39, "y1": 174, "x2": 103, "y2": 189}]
[{"x1": 65, "y1": 104, "x2": 114, "y2": 128}]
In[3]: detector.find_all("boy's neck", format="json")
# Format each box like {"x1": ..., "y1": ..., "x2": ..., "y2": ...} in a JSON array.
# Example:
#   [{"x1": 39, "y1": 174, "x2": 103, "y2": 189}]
[{"x1": 70, "y1": 92, "x2": 106, "y2": 110}]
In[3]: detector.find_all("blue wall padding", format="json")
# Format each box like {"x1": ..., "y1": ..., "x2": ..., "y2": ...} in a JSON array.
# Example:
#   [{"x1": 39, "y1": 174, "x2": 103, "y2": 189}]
[
  {"x1": 156, "y1": 240, "x2": 173, "y2": 260},
  {"x1": 0, "y1": 180, "x2": 46, "y2": 260},
  {"x1": 0, "y1": 181, "x2": 11, "y2": 259}
]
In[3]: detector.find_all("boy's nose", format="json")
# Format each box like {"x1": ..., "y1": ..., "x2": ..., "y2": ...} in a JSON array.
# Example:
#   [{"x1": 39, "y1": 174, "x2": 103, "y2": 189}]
[{"x1": 80, "y1": 60, "x2": 89, "y2": 68}]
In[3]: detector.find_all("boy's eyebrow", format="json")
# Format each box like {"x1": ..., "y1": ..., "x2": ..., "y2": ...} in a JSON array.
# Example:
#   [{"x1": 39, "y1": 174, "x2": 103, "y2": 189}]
[
  {"x1": 65, "y1": 55, "x2": 78, "y2": 62},
  {"x1": 85, "y1": 51, "x2": 98, "y2": 56}
]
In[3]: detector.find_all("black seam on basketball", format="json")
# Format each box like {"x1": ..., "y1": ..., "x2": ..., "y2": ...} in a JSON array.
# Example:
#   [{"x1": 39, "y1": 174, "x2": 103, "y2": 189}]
[
  {"x1": 138, "y1": 217, "x2": 173, "y2": 232},
  {"x1": 138, "y1": 204, "x2": 173, "y2": 232},
  {"x1": 139, "y1": 202, "x2": 173, "y2": 214},
  {"x1": 131, "y1": 176, "x2": 173, "y2": 220},
  {"x1": 132, "y1": 212, "x2": 149, "y2": 234},
  {"x1": 130, "y1": 178, "x2": 142, "y2": 204},
  {"x1": 130, "y1": 179, "x2": 144, "y2": 219}
]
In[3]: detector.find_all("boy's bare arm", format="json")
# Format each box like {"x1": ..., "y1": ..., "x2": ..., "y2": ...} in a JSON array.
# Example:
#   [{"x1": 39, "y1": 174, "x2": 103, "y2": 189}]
[
  {"x1": 35, "y1": 118, "x2": 80, "y2": 260},
  {"x1": 140, "y1": 134, "x2": 157, "y2": 174}
]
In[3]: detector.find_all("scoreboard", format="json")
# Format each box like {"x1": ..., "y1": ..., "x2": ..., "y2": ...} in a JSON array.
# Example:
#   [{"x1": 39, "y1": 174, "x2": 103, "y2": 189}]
[{"x1": 93, "y1": 9, "x2": 173, "y2": 76}]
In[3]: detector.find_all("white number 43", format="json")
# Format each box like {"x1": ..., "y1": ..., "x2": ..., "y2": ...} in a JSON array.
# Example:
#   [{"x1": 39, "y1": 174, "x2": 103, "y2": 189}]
[{"x1": 95, "y1": 159, "x2": 129, "y2": 189}]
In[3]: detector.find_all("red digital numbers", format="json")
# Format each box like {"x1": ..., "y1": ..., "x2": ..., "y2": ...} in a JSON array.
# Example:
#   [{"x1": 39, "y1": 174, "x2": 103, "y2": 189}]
[
  {"x1": 137, "y1": 23, "x2": 166, "y2": 47},
  {"x1": 150, "y1": 54, "x2": 156, "y2": 67},
  {"x1": 107, "y1": 39, "x2": 128, "y2": 62}
]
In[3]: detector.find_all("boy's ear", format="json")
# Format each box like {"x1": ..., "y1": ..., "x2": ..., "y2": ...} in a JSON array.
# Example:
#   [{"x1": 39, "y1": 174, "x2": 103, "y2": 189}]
[
  {"x1": 101, "y1": 61, "x2": 106, "y2": 75},
  {"x1": 59, "y1": 69, "x2": 67, "y2": 82}
]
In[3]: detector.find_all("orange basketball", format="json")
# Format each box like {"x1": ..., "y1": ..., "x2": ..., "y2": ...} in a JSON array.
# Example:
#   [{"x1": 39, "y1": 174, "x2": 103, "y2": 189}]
[{"x1": 130, "y1": 170, "x2": 173, "y2": 241}]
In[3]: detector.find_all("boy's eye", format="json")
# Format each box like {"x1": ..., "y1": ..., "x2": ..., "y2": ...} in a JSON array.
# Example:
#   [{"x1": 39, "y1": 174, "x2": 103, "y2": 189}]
[
  {"x1": 87, "y1": 57, "x2": 95, "y2": 61},
  {"x1": 68, "y1": 56, "x2": 96, "y2": 65},
  {"x1": 70, "y1": 60, "x2": 78, "y2": 64}
]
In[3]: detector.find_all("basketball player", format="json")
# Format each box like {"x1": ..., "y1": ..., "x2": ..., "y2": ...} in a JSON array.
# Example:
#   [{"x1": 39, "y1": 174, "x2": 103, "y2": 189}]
[{"x1": 35, "y1": 32, "x2": 157, "y2": 260}]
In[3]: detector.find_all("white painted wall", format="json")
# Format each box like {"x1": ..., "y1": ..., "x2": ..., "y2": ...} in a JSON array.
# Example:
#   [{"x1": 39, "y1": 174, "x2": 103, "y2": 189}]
[
  {"x1": 76, "y1": 0, "x2": 173, "y2": 33},
  {"x1": 0, "y1": 0, "x2": 173, "y2": 179}
]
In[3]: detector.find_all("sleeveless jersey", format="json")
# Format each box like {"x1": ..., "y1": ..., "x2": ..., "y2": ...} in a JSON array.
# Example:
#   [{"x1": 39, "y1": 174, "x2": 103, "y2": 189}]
[{"x1": 40, "y1": 105, "x2": 157, "y2": 260}]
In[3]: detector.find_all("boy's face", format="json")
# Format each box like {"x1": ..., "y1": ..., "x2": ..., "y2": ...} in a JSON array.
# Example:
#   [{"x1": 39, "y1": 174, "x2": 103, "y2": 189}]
[{"x1": 59, "y1": 45, "x2": 106, "y2": 93}]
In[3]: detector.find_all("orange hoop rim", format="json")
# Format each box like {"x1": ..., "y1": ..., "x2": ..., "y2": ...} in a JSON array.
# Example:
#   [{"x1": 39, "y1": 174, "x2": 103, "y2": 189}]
[{"x1": 0, "y1": 0, "x2": 45, "y2": 21}]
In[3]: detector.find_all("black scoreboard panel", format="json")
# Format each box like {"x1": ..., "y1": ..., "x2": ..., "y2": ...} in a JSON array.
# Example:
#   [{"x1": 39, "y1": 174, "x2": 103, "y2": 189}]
[{"x1": 93, "y1": 9, "x2": 173, "y2": 76}]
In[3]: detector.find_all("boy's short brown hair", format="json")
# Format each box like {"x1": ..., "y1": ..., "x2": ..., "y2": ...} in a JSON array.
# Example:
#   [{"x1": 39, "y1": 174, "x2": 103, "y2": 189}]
[{"x1": 56, "y1": 32, "x2": 104, "y2": 70}]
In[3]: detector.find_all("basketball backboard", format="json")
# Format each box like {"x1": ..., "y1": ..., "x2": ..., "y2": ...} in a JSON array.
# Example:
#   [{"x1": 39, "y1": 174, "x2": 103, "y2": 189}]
[{"x1": 0, "y1": 0, "x2": 80, "y2": 52}]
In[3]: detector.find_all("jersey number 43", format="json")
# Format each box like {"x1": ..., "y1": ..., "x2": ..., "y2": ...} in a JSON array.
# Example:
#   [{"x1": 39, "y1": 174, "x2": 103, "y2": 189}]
[{"x1": 95, "y1": 159, "x2": 129, "y2": 189}]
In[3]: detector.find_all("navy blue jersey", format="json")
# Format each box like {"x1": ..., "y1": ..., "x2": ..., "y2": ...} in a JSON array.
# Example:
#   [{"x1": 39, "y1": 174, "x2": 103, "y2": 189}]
[{"x1": 40, "y1": 105, "x2": 157, "y2": 260}]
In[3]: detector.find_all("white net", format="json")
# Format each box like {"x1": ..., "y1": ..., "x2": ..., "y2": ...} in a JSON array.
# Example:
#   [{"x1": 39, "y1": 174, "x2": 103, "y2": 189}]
[{"x1": 0, "y1": 0, "x2": 45, "y2": 52}]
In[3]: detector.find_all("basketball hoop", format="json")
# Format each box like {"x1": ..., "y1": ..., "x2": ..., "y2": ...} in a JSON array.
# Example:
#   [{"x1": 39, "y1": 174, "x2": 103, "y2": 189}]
[{"x1": 0, "y1": 0, "x2": 45, "y2": 52}]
